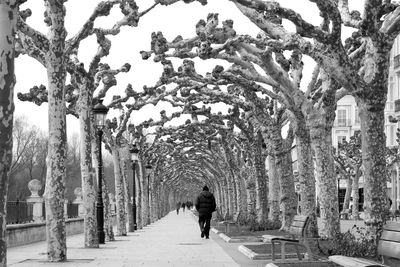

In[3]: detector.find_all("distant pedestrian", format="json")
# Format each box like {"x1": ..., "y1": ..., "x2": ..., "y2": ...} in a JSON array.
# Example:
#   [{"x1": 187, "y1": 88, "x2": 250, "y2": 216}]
[
  {"x1": 186, "y1": 201, "x2": 192, "y2": 210},
  {"x1": 181, "y1": 202, "x2": 186, "y2": 212},
  {"x1": 195, "y1": 185, "x2": 216, "y2": 239},
  {"x1": 176, "y1": 202, "x2": 181, "y2": 215}
]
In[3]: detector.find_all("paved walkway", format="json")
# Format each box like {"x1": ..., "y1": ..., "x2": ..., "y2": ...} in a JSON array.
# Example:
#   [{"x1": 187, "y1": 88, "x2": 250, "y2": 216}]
[
  {"x1": 6, "y1": 211, "x2": 369, "y2": 267},
  {"x1": 8, "y1": 211, "x2": 241, "y2": 267}
]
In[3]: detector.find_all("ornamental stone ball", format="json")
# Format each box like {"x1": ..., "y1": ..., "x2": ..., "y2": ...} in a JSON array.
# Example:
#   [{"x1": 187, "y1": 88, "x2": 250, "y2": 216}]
[
  {"x1": 28, "y1": 179, "x2": 42, "y2": 197},
  {"x1": 74, "y1": 187, "x2": 83, "y2": 201}
]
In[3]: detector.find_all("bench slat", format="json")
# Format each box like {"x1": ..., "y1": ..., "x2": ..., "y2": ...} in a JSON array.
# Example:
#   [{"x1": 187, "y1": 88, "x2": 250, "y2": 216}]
[
  {"x1": 383, "y1": 221, "x2": 400, "y2": 232},
  {"x1": 380, "y1": 231, "x2": 400, "y2": 243},
  {"x1": 378, "y1": 239, "x2": 400, "y2": 258}
]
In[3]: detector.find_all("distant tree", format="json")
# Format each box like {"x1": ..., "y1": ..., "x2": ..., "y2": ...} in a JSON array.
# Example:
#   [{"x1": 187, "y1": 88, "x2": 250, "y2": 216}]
[{"x1": 334, "y1": 131, "x2": 362, "y2": 219}]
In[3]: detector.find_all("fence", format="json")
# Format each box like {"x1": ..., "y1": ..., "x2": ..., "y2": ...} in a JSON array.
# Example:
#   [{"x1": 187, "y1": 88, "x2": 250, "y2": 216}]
[
  {"x1": 7, "y1": 201, "x2": 79, "y2": 224},
  {"x1": 7, "y1": 201, "x2": 33, "y2": 224}
]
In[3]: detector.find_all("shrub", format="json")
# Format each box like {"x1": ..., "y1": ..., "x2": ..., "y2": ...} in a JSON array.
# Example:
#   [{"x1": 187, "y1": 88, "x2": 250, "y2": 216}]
[
  {"x1": 248, "y1": 218, "x2": 282, "y2": 231},
  {"x1": 320, "y1": 225, "x2": 378, "y2": 259}
]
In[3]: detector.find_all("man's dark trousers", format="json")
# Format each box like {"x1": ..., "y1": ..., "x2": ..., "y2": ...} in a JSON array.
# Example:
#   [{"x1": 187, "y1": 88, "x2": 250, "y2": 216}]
[{"x1": 198, "y1": 214, "x2": 212, "y2": 237}]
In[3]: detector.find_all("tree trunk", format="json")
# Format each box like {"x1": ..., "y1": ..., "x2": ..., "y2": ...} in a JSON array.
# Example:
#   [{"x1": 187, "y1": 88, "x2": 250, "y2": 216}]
[
  {"x1": 295, "y1": 133, "x2": 318, "y2": 237},
  {"x1": 78, "y1": 85, "x2": 98, "y2": 248},
  {"x1": 270, "y1": 128, "x2": 297, "y2": 230},
  {"x1": 136, "y1": 160, "x2": 143, "y2": 229},
  {"x1": 268, "y1": 155, "x2": 280, "y2": 222},
  {"x1": 111, "y1": 148, "x2": 126, "y2": 236},
  {"x1": 351, "y1": 173, "x2": 360, "y2": 220},
  {"x1": 246, "y1": 179, "x2": 257, "y2": 221},
  {"x1": 253, "y1": 133, "x2": 268, "y2": 222},
  {"x1": 44, "y1": 1, "x2": 68, "y2": 261},
  {"x1": 358, "y1": 99, "x2": 388, "y2": 226},
  {"x1": 120, "y1": 154, "x2": 133, "y2": 232},
  {"x1": 103, "y1": 181, "x2": 114, "y2": 241},
  {"x1": 310, "y1": 125, "x2": 340, "y2": 238},
  {"x1": 0, "y1": 2, "x2": 17, "y2": 264},
  {"x1": 343, "y1": 177, "x2": 353, "y2": 211}
]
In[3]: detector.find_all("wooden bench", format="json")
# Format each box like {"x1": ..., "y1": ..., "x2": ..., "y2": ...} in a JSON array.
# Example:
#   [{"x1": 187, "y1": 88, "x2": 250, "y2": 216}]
[
  {"x1": 217, "y1": 211, "x2": 241, "y2": 234},
  {"x1": 329, "y1": 221, "x2": 400, "y2": 266},
  {"x1": 262, "y1": 215, "x2": 313, "y2": 261}
]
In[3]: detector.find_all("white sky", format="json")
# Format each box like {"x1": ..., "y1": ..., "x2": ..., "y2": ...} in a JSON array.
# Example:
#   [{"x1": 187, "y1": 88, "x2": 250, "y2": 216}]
[{"x1": 14, "y1": 0, "x2": 361, "y2": 137}]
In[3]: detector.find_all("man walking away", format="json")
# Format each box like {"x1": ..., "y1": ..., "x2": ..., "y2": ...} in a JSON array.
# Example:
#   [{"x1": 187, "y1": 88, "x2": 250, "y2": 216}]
[
  {"x1": 182, "y1": 202, "x2": 186, "y2": 212},
  {"x1": 176, "y1": 202, "x2": 181, "y2": 215},
  {"x1": 195, "y1": 185, "x2": 216, "y2": 239}
]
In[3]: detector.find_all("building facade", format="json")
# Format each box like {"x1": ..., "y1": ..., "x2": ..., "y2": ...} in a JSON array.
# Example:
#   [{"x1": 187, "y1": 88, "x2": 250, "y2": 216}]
[{"x1": 332, "y1": 35, "x2": 400, "y2": 210}]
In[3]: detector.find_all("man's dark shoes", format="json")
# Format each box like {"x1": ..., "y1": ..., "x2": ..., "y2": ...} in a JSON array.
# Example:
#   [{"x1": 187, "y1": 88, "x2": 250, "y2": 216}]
[
  {"x1": 201, "y1": 231, "x2": 204, "y2": 238},
  {"x1": 205, "y1": 236, "x2": 209, "y2": 239}
]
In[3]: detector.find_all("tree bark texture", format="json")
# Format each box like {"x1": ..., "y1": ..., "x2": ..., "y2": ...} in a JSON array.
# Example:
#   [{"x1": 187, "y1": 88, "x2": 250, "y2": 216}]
[
  {"x1": 120, "y1": 153, "x2": 134, "y2": 232},
  {"x1": 0, "y1": 1, "x2": 17, "y2": 265},
  {"x1": 351, "y1": 174, "x2": 360, "y2": 220},
  {"x1": 136, "y1": 160, "x2": 143, "y2": 229},
  {"x1": 310, "y1": 125, "x2": 340, "y2": 238},
  {"x1": 295, "y1": 134, "x2": 318, "y2": 237},
  {"x1": 43, "y1": 0, "x2": 68, "y2": 261},
  {"x1": 111, "y1": 148, "x2": 126, "y2": 236},
  {"x1": 252, "y1": 133, "x2": 268, "y2": 222},
  {"x1": 268, "y1": 156, "x2": 280, "y2": 222},
  {"x1": 343, "y1": 177, "x2": 353, "y2": 211},
  {"x1": 78, "y1": 85, "x2": 98, "y2": 248},
  {"x1": 358, "y1": 99, "x2": 388, "y2": 226},
  {"x1": 270, "y1": 129, "x2": 297, "y2": 231}
]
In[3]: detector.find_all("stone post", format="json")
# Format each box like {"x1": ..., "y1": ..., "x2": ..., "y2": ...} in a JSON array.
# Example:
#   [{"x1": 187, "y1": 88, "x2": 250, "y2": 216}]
[
  {"x1": 26, "y1": 179, "x2": 43, "y2": 222},
  {"x1": 73, "y1": 187, "x2": 85, "y2": 217}
]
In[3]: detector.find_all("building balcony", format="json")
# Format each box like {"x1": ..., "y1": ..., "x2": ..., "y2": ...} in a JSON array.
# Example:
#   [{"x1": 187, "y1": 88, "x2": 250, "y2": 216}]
[{"x1": 334, "y1": 119, "x2": 352, "y2": 127}]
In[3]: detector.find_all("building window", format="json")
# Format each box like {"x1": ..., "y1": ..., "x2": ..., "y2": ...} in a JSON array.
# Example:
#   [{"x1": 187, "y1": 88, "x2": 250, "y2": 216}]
[{"x1": 337, "y1": 109, "x2": 347, "y2": 126}]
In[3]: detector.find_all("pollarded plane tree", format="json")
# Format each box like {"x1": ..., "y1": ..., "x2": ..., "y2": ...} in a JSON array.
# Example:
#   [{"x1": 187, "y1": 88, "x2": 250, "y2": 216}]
[
  {"x1": 145, "y1": 113, "x2": 238, "y2": 217},
  {"x1": 141, "y1": 54, "x2": 296, "y2": 229},
  {"x1": 100, "y1": 81, "x2": 182, "y2": 235},
  {"x1": 334, "y1": 131, "x2": 398, "y2": 218},
  {"x1": 154, "y1": 91, "x2": 251, "y2": 219},
  {"x1": 230, "y1": 0, "x2": 400, "y2": 231},
  {"x1": 14, "y1": 0, "x2": 175, "y2": 257},
  {"x1": 0, "y1": 0, "x2": 25, "y2": 264},
  {"x1": 187, "y1": 103, "x2": 268, "y2": 222},
  {"x1": 18, "y1": 57, "x2": 132, "y2": 244},
  {"x1": 140, "y1": 10, "x2": 348, "y2": 235},
  {"x1": 127, "y1": 107, "x2": 186, "y2": 227},
  {"x1": 149, "y1": 121, "x2": 224, "y2": 199},
  {"x1": 149, "y1": 77, "x2": 276, "y2": 226},
  {"x1": 334, "y1": 131, "x2": 363, "y2": 219}
]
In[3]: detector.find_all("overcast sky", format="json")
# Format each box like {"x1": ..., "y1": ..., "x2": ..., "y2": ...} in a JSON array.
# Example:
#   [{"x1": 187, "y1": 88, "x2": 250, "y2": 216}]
[{"x1": 14, "y1": 0, "x2": 360, "y2": 138}]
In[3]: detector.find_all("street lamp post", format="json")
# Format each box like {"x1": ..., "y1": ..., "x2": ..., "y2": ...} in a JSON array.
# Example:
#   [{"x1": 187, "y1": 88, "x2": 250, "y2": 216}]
[
  {"x1": 145, "y1": 163, "x2": 152, "y2": 224},
  {"x1": 129, "y1": 144, "x2": 139, "y2": 231},
  {"x1": 93, "y1": 99, "x2": 109, "y2": 244},
  {"x1": 337, "y1": 178, "x2": 341, "y2": 213}
]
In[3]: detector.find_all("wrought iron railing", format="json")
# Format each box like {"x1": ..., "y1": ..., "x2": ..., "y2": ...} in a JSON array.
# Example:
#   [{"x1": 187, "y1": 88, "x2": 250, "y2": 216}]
[
  {"x1": 7, "y1": 201, "x2": 33, "y2": 224},
  {"x1": 7, "y1": 201, "x2": 79, "y2": 224}
]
